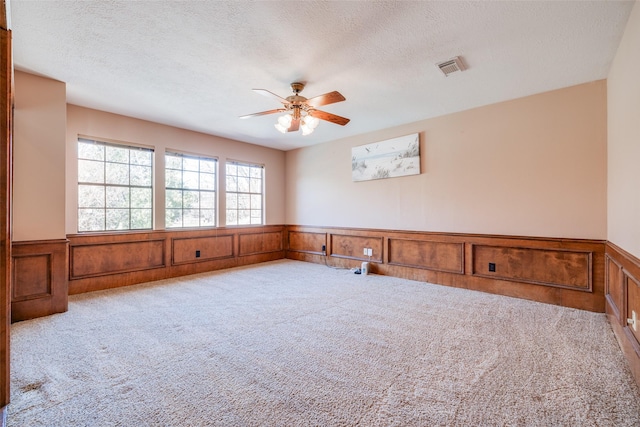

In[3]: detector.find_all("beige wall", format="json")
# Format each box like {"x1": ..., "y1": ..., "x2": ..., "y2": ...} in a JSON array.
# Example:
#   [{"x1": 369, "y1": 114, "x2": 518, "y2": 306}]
[
  {"x1": 608, "y1": 1, "x2": 640, "y2": 258},
  {"x1": 66, "y1": 105, "x2": 286, "y2": 234},
  {"x1": 14, "y1": 71, "x2": 67, "y2": 241},
  {"x1": 286, "y1": 81, "x2": 607, "y2": 239},
  {"x1": 14, "y1": 69, "x2": 612, "y2": 242}
]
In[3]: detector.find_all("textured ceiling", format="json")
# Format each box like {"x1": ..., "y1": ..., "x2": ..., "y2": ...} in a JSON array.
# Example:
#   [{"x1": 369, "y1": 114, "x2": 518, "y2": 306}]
[{"x1": 10, "y1": 1, "x2": 635, "y2": 151}]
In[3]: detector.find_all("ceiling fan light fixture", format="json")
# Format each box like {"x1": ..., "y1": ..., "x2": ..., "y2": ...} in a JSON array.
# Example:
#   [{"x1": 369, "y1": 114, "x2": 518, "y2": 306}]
[
  {"x1": 300, "y1": 124, "x2": 313, "y2": 135},
  {"x1": 304, "y1": 114, "x2": 319, "y2": 129},
  {"x1": 277, "y1": 113, "x2": 292, "y2": 127},
  {"x1": 275, "y1": 113, "x2": 292, "y2": 133},
  {"x1": 275, "y1": 122, "x2": 288, "y2": 133}
]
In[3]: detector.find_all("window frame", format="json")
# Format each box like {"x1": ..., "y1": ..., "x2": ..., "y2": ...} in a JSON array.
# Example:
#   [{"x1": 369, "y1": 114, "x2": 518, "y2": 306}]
[
  {"x1": 225, "y1": 161, "x2": 265, "y2": 226},
  {"x1": 77, "y1": 137, "x2": 154, "y2": 233},
  {"x1": 164, "y1": 151, "x2": 218, "y2": 229}
]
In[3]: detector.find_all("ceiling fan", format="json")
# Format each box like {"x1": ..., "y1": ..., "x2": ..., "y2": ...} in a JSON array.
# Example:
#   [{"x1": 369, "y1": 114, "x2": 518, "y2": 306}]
[{"x1": 240, "y1": 82, "x2": 350, "y2": 135}]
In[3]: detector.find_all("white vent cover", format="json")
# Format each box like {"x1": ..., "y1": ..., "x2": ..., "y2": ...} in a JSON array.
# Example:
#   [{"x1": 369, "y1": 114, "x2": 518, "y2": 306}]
[{"x1": 436, "y1": 56, "x2": 466, "y2": 76}]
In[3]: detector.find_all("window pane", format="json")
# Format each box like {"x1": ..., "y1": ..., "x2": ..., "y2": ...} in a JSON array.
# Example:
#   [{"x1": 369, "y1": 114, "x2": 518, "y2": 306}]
[
  {"x1": 166, "y1": 189, "x2": 183, "y2": 209},
  {"x1": 237, "y1": 209, "x2": 250, "y2": 225},
  {"x1": 200, "y1": 209, "x2": 215, "y2": 227},
  {"x1": 183, "y1": 171, "x2": 199, "y2": 189},
  {"x1": 183, "y1": 157, "x2": 199, "y2": 171},
  {"x1": 183, "y1": 190, "x2": 199, "y2": 209},
  {"x1": 165, "y1": 154, "x2": 182, "y2": 169},
  {"x1": 166, "y1": 169, "x2": 182, "y2": 188},
  {"x1": 238, "y1": 165, "x2": 250, "y2": 177},
  {"x1": 226, "y1": 175, "x2": 237, "y2": 192},
  {"x1": 250, "y1": 194, "x2": 262, "y2": 210},
  {"x1": 78, "y1": 142, "x2": 104, "y2": 161},
  {"x1": 106, "y1": 146, "x2": 129, "y2": 164},
  {"x1": 78, "y1": 159, "x2": 104, "y2": 183},
  {"x1": 250, "y1": 178, "x2": 262, "y2": 193},
  {"x1": 166, "y1": 209, "x2": 182, "y2": 228},
  {"x1": 106, "y1": 162, "x2": 129, "y2": 185},
  {"x1": 201, "y1": 173, "x2": 215, "y2": 190},
  {"x1": 78, "y1": 208, "x2": 105, "y2": 232},
  {"x1": 130, "y1": 165, "x2": 151, "y2": 186},
  {"x1": 226, "y1": 163, "x2": 237, "y2": 177},
  {"x1": 226, "y1": 193, "x2": 237, "y2": 209},
  {"x1": 226, "y1": 209, "x2": 237, "y2": 225},
  {"x1": 250, "y1": 212, "x2": 262, "y2": 225},
  {"x1": 131, "y1": 187, "x2": 152, "y2": 208},
  {"x1": 106, "y1": 186, "x2": 129, "y2": 208},
  {"x1": 131, "y1": 150, "x2": 152, "y2": 166},
  {"x1": 183, "y1": 209, "x2": 199, "y2": 227},
  {"x1": 131, "y1": 209, "x2": 152, "y2": 229},
  {"x1": 106, "y1": 208, "x2": 129, "y2": 230},
  {"x1": 78, "y1": 185, "x2": 104, "y2": 208},
  {"x1": 201, "y1": 159, "x2": 216, "y2": 174},
  {"x1": 201, "y1": 192, "x2": 215, "y2": 209},
  {"x1": 238, "y1": 194, "x2": 250, "y2": 210},
  {"x1": 238, "y1": 177, "x2": 250, "y2": 193},
  {"x1": 250, "y1": 167, "x2": 262, "y2": 178}
]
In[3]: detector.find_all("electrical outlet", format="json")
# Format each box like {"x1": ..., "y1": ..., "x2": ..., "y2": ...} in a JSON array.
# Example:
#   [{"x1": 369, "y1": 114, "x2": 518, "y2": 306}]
[
  {"x1": 321, "y1": 245, "x2": 326, "y2": 253},
  {"x1": 367, "y1": 248, "x2": 373, "y2": 256},
  {"x1": 363, "y1": 248, "x2": 368, "y2": 256},
  {"x1": 631, "y1": 310, "x2": 638, "y2": 332},
  {"x1": 488, "y1": 263, "x2": 496, "y2": 272},
  {"x1": 195, "y1": 250, "x2": 201, "y2": 258}
]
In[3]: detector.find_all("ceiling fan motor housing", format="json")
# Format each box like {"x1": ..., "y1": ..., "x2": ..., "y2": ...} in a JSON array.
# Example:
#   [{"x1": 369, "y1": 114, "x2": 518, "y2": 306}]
[{"x1": 290, "y1": 82, "x2": 305, "y2": 93}]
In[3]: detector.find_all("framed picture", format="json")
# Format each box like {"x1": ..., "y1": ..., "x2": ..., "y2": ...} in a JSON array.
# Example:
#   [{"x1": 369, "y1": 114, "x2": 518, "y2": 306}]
[{"x1": 352, "y1": 133, "x2": 420, "y2": 182}]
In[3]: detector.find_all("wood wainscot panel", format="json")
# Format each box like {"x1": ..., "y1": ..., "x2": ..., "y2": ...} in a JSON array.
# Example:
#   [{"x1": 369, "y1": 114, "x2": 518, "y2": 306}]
[
  {"x1": 70, "y1": 238, "x2": 165, "y2": 279},
  {"x1": 12, "y1": 240, "x2": 68, "y2": 322},
  {"x1": 288, "y1": 230, "x2": 327, "y2": 255},
  {"x1": 238, "y1": 231, "x2": 283, "y2": 257},
  {"x1": 472, "y1": 245, "x2": 592, "y2": 292},
  {"x1": 605, "y1": 254, "x2": 624, "y2": 324},
  {"x1": 67, "y1": 227, "x2": 286, "y2": 294},
  {"x1": 624, "y1": 271, "x2": 640, "y2": 358},
  {"x1": 387, "y1": 238, "x2": 464, "y2": 274},
  {"x1": 330, "y1": 234, "x2": 383, "y2": 262},
  {"x1": 13, "y1": 255, "x2": 50, "y2": 299},
  {"x1": 172, "y1": 234, "x2": 234, "y2": 265},
  {"x1": 605, "y1": 242, "x2": 640, "y2": 387}
]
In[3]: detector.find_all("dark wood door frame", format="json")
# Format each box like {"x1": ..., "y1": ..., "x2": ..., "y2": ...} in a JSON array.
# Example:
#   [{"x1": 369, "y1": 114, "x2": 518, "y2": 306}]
[{"x1": 0, "y1": 0, "x2": 12, "y2": 421}]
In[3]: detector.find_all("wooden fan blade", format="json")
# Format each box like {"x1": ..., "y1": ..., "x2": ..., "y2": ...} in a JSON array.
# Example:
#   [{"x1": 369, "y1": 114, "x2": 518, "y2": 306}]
[
  {"x1": 239, "y1": 109, "x2": 285, "y2": 119},
  {"x1": 304, "y1": 91, "x2": 346, "y2": 108},
  {"x1": 288, "y1": 117, "x2": 300, "y2": 132},
  {"x1": 311, "y1": 110, "x2": 350, "y2": 126},
  {"x1": 253, "y1": 89, "x2": 289, "y2": 105}
]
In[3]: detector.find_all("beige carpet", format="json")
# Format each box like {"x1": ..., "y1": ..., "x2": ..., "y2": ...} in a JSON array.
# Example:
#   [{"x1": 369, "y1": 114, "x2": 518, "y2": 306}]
[{"x1": 8, "y1": 259, "x2": 640, "y2": 426}]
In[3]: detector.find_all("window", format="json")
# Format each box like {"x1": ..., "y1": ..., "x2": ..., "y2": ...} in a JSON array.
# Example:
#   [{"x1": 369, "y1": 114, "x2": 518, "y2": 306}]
[
  {"x1": 78, "y1": 138, "x2": 153, "y2": 232},
  {"x1": 225, "y1": 161, "x2": 264, "y2": 225},
  {"x1": 165, "y1": 152, "x2": 217, "y2": 228}
]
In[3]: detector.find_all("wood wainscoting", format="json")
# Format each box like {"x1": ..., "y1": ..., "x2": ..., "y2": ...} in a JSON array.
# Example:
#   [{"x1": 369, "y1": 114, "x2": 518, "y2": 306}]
[
  {"x1": 605, "y1": 242, "x2": 640, "y2": 386},
  {"x1": 67, "y1": 225, "x2": 285, "y2": 295},
  {"x1": 286, "y1": 225, "x2": 605, "y2": 312},
  {"x1": 11, "y1": 240, "x2": 69, "y2": 322}
]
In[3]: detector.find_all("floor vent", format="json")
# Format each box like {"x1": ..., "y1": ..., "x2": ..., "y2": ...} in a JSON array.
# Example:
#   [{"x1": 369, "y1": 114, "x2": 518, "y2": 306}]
[{"x1": 436, "y1": 56, "x2": 466, "y2": 76}]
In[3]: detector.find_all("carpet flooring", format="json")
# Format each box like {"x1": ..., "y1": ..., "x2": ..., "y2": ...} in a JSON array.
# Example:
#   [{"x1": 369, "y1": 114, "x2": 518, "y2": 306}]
[{"x1": 8, "y1": 259, "x2": 640, "y2": 426}]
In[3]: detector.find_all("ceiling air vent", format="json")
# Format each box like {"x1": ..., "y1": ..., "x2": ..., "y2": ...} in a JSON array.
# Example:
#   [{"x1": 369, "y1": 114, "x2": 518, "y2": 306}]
[{"x1": 436, "y1": 56, "x2": 466, "y2": 77}]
